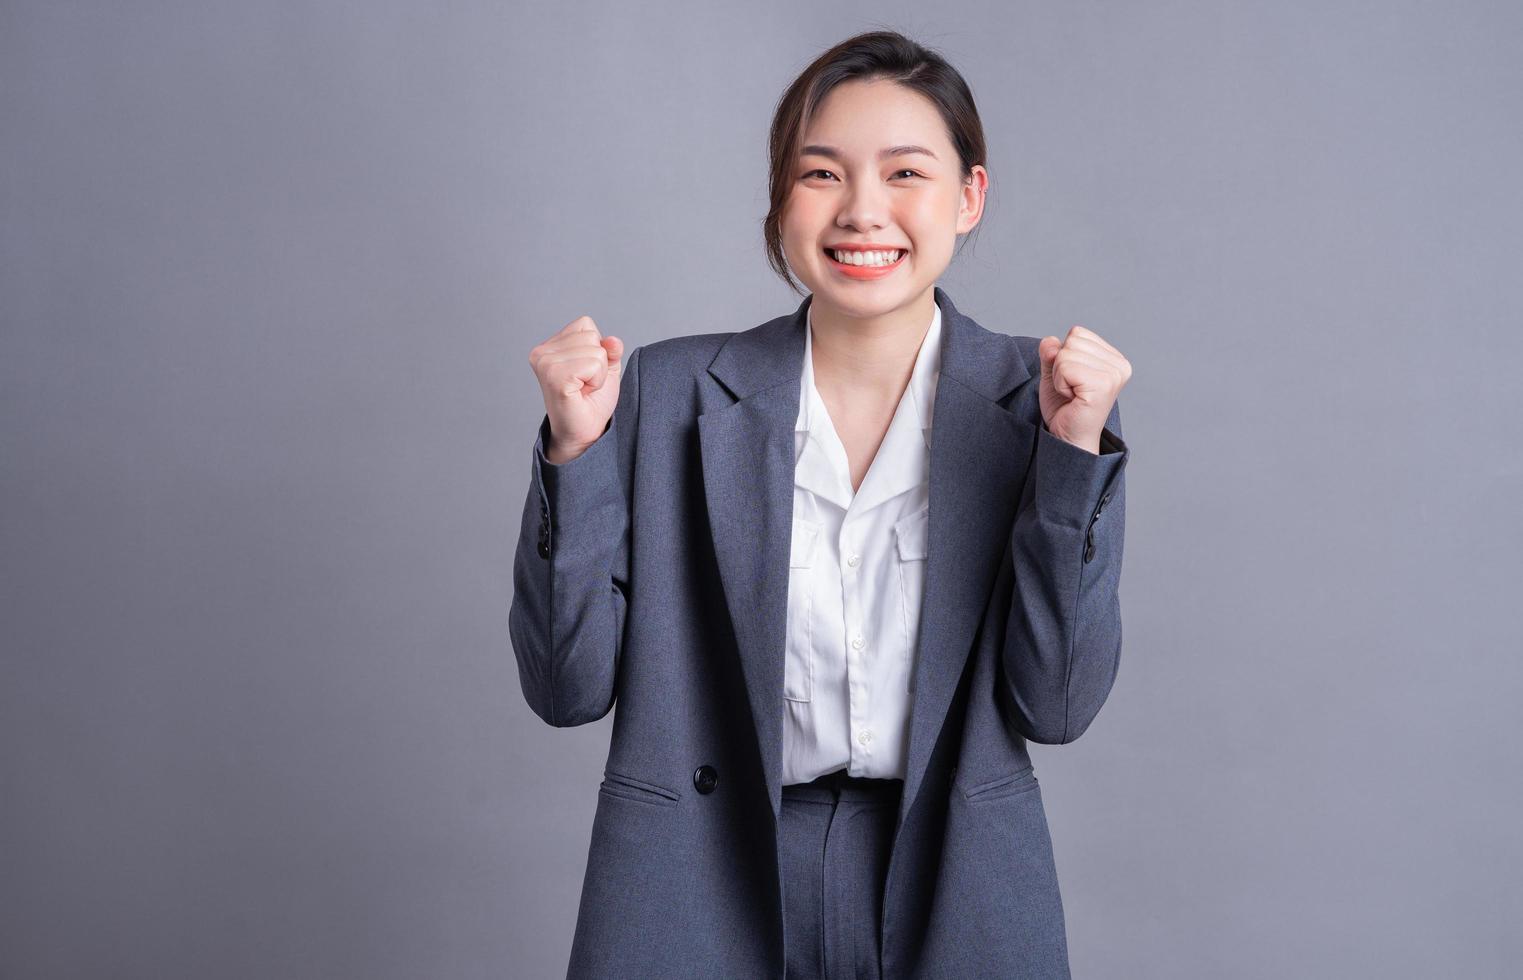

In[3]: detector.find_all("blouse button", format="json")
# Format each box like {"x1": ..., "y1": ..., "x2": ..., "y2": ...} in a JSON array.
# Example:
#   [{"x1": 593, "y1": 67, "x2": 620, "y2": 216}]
[{"x1": 851, "y1": 635, "x2": 865, "y2": 650}]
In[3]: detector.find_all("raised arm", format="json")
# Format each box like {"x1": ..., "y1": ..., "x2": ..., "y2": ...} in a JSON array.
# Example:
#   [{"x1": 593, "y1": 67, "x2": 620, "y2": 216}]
[
  {"x1": 1002, "y1": 399, "x2": 1128, "y2": 743},
  {"x1": 509, "y1": 319, "x2": 641, "y2": 727}
]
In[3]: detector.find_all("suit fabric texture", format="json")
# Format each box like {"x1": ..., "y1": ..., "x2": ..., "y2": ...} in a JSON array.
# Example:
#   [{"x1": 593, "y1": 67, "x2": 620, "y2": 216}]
[{"x1": 509, "y1": 286, "x2": 1130, "y2": 978}]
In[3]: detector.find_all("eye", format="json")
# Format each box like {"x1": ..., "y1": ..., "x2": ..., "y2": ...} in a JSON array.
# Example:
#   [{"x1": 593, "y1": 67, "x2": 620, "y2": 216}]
[{"x1": 800, "y1": 168, "x2": 923, "y2": 182}]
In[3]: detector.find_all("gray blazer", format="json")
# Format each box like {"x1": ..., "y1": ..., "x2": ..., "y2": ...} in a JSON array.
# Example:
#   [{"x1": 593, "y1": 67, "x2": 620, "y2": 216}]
[{"x1": 510, "y1": 286, "x2": 1129, "y2": 979}]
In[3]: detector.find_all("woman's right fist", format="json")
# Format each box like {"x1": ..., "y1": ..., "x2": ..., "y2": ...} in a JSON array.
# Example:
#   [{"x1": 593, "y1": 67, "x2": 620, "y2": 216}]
[{"x1": 529, "y1": 316, "x2": 625, "y2": 464}]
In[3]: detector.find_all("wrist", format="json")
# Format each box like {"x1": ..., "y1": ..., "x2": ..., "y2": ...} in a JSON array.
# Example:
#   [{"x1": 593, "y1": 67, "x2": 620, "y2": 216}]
[
  {"x1": 1070, "y1": 437, "x2": 1102, "y2": 456},
  {"x1": 544, "y1": 437, "x2": 592, "y2": 465},
  {"x1": 1041, "y1": 419, "x2": 1101, "y2": 456}
]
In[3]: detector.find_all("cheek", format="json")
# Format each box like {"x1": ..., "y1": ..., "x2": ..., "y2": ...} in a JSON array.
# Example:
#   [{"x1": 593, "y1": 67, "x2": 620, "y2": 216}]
[
  {"x1": 902, "y1": 196, "x2": 959, "y2": 250},
  {"x1": 780, "y1": 202, "x2": 826, "y2": 251},
  {"x1": 784, "y1": 192, "x2": 826, "y2": 225},
  {"x1": 907, "y1": 191, "x2": 954, "y2": 221}
]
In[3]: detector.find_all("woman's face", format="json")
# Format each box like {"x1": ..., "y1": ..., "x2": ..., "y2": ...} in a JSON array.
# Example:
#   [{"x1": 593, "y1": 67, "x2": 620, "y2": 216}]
[{"x1": 781, "y1": 78, "x2": 986, "y2": 318}]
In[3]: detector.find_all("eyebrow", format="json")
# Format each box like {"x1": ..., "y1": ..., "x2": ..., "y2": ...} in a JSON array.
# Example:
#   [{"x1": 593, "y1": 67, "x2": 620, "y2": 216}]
[{"x1": 799, "y1": 144, "x2": 939, "y2": 162}]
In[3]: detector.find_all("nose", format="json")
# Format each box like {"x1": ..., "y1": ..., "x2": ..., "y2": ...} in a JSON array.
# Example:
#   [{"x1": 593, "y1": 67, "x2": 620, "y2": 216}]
[{"x1": 836, "y1": 179, "x2": 889, "y2": 233}]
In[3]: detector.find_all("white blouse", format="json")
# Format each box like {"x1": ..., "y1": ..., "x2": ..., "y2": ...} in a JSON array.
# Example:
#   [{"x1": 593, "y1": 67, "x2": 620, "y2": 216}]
[{"x1": 781, "y1": 299, "x2": 943, "y2": 785}]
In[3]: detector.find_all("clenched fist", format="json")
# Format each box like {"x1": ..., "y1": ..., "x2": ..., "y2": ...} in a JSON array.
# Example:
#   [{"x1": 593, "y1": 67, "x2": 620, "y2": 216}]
[
  {"x1": 1037, "y1": 326, "x2": 1132, "y2": 455},
  {"x1": 529, "y1": 316, "x2": 626, "y2": 465}
]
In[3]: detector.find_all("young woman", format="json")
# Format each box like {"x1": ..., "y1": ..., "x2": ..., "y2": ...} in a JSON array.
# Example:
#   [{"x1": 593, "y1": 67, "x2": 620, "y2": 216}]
[{"x1": 513, "y1": 30, "x2": 1131, "y2": 980}]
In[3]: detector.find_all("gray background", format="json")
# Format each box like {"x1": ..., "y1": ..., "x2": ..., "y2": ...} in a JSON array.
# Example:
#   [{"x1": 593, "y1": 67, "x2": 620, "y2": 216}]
[{"x1": 3, "y1": 2, "x2": 1520, "y2": 978}]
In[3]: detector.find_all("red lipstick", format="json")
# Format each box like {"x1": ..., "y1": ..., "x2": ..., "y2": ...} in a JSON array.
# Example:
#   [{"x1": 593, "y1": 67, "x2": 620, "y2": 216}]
[{"x1": 823, "y1": 245, "x2": 908, "y2": 281}]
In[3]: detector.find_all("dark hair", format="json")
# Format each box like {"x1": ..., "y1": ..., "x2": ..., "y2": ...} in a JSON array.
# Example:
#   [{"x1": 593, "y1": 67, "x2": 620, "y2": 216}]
[{"x1": 762, "y1": 30, "x2": 989, "y2": 295}]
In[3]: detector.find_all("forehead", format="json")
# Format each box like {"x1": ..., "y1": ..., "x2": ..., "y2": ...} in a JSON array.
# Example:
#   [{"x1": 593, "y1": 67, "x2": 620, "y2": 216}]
[{"x1": 799, "y1": 79, "x2": 951, "y2": 157}]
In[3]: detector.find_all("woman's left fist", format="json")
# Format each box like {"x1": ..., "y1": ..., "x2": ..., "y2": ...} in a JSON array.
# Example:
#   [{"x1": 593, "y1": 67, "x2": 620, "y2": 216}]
[{"x1": 1037, "y1": 326, "x2": 1132, "y2": 455}]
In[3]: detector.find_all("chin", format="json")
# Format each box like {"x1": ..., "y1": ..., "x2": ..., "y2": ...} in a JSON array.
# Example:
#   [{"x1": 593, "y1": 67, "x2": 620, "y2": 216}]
[{"x1": 817, "y1": 290, "x2": 917, "y2": 318}]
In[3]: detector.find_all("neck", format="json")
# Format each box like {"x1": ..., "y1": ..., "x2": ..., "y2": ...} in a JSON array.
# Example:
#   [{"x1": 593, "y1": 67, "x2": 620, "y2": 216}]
[{"x1": 808, "y1": 288, "x2": 936, "y2": 398}]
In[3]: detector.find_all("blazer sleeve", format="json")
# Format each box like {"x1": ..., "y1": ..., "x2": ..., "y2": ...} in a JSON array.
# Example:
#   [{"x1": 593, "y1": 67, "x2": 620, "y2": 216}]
[
  {"x1": 509, "y1": 345, "x2": 642, "y2": 728},
  {"x1": 1002, "y1": 397, "x2": 1129, "y2": 744}
]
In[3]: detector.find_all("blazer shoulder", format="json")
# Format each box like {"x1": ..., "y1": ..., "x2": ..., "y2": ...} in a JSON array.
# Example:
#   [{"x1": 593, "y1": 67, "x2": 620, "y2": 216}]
[
  {"x1": 638, "y1": 332, "x2": 734, "y2": 376},
  {"x1": 946, "y1": 302, "x2": 1037, "y2": 374},
  {"x1": 1008, "y1": 333, "x2": 1045, "y2": 381}
]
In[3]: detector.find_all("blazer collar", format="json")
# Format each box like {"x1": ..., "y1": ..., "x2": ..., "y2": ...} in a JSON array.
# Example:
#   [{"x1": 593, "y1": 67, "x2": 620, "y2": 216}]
[{"x1": 708, "y1": 285, "x2": 1029, "y2": 404}]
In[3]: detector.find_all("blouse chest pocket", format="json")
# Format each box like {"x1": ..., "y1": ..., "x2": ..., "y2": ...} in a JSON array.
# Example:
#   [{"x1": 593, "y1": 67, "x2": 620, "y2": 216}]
[
  {"x1": 783, "y1": 518, "x2": 820, "y2": 703},
  {"x1": 894, "y1": 505, "x2": 930, "y2": 693}
]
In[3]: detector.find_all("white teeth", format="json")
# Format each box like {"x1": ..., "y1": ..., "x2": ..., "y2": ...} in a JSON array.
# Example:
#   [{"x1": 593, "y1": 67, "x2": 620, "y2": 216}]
[{"x1": 829, "y1": 249, "x2": 903, "y2": 267}]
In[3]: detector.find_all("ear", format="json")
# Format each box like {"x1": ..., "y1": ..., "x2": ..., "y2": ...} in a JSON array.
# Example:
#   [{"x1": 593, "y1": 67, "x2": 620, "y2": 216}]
[{"x1": 956, "y1": 165, "x2": 989, "y2": 235}]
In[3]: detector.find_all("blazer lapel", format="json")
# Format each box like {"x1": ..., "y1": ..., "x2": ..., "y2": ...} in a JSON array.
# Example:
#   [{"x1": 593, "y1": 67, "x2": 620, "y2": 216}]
[
  {"x1": 698, "y1": 286, "x2": 1033, "y2": 825},
  {"x1": 698, "y1": 302, "x2": 805, "y2": 822}
]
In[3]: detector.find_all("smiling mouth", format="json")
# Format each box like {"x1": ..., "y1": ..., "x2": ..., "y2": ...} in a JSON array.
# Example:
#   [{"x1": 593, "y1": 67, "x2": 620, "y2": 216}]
[{"x1": 822, "y1": 247, "x2": 907, "y2": 268}]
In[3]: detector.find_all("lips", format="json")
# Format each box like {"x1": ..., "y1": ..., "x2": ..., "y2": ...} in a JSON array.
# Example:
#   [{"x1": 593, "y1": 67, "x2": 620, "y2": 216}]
[{"x1": 823, "y1": 247, "x2": 907, "y2": 280}]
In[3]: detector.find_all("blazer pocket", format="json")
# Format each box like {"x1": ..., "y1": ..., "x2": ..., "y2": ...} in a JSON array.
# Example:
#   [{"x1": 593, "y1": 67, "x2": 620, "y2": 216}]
[
  {"x1": 783, "y1": 518, "x2": 820, "y2": 703},
  {"x1": 960, "y1": 764, "x2": 1039, "y2": 804},
  {"x1": 599, "y1": 768, "x2": 681, "y2": 807},
  {"x1": 894, "y1": 505, "x2": 929, "y2": 693}
]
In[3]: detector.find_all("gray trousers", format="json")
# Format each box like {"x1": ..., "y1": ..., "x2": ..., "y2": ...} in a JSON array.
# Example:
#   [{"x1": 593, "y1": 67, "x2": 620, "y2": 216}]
[{"x1": 779, "y1": 769, "x2": 904, "y2": 979}]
